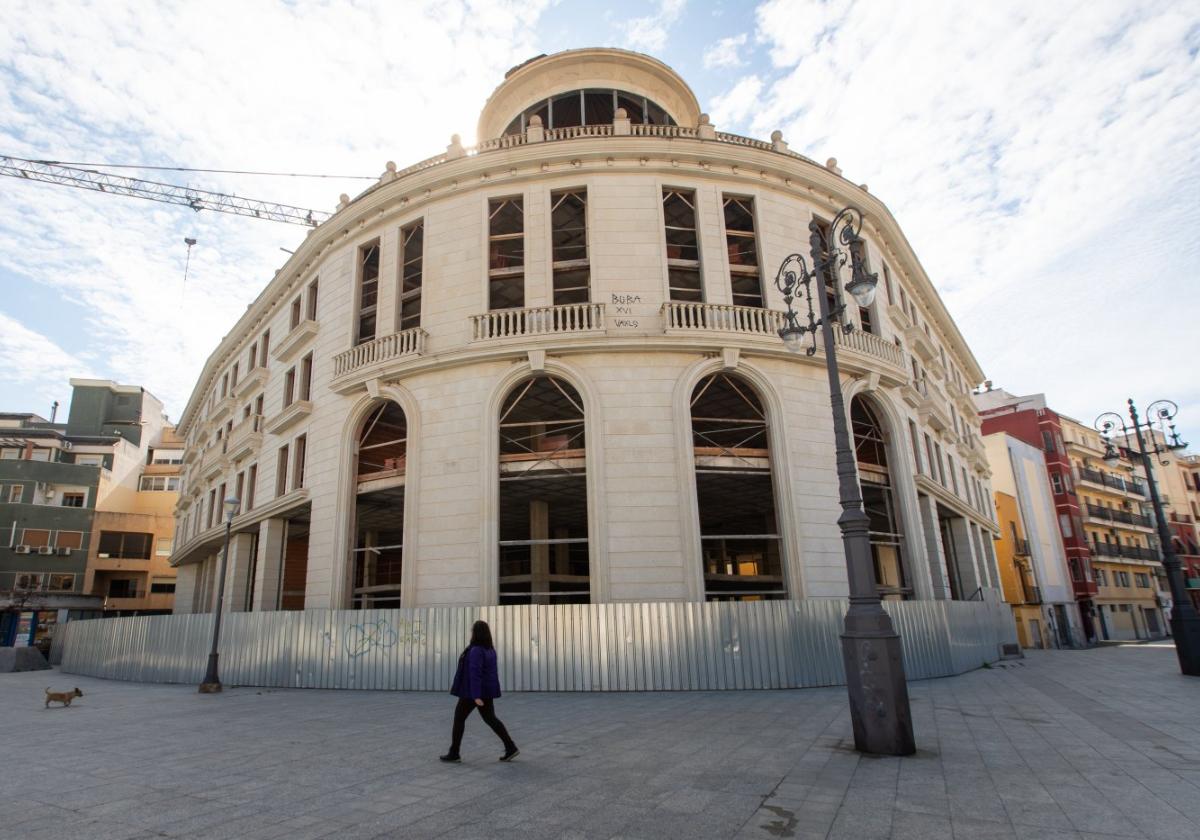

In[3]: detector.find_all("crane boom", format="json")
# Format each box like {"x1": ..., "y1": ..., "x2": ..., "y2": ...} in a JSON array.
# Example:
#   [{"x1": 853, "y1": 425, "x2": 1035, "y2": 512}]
[{"x1": 1, "y1": 156, "x2": 331, "y2": 227}]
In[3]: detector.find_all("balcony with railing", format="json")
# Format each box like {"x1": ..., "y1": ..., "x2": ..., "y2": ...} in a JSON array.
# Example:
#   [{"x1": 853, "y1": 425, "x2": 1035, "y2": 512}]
[
  {"x1": 1077, "y1": 466, "x2": 1145, "y2": 497},
  {"x1": 333, "y1": 327, "x2": 427, "y2": 379},
  {"x1": 1090, "y1": 541, "x2": 1160, "y2": 563},
  {"x1": 1013, "y1": 538, "x2": 1031, "y2": 556},
  {"x1": 1085, "y1": 504, "x2": 1153, "y2": 529},
  {"x1": 226, "y1": 413, "x2": 264, "y2": 462},
  {"x1": 471, "y1": 303, "x2": 605, "y2": 341},
  {"x1": 661, "y1": 302, "x2": 906, "y2": 374}
]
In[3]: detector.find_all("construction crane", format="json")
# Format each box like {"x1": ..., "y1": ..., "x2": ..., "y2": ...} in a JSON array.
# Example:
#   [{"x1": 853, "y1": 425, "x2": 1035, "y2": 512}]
[{"x1": 1, "y1": 155, "x2": 332, "y2": 227}]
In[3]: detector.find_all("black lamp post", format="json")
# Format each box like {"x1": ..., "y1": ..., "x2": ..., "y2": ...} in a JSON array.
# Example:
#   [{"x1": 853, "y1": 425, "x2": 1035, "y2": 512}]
[
  {"x1": 774, "y1": 206, "x2": 915, "y2": 755},
  {"x1": 1095, "y1": 400, "x2": 1199, "y2": 676},
  {"x1": 199, "y1": 495, "x2": 240, "y2": 693}
]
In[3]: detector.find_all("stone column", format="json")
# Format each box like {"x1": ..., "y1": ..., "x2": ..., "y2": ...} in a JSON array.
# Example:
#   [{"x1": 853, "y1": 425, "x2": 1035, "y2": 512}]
[
  {"x1": 222, "y1": 533, "x2": 257, "y2": 613},
  {"x1": 173, "y1": 564, "x2": 198, "y2": 614},
  {"x1": 950, "y1": 518, "x2": 982, "y2": 598},
  {"x1": 252, "y1": 518, "x2": 286, "y2": 611},
  {"x1": 917, "y1": 494, "x2": 951, "y2": 599}
]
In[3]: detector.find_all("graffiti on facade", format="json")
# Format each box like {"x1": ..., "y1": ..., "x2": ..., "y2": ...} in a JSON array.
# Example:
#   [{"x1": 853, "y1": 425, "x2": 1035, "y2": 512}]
[{"x1": 343, "y1": 618, "x2": 425, "y2": 658}]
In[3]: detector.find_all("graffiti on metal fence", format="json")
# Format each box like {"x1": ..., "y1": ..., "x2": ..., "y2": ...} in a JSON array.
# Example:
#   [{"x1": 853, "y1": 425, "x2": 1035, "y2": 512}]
[{"x1": 343, "y1": 618, "x2": 425, "y2": 658}]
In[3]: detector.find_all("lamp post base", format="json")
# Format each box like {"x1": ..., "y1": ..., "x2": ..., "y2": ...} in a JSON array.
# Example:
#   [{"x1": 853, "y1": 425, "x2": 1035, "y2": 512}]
[
  {"x1": 198, "y1": 653, "x2": 222, "y2": 693},
  {"x1": 841, "y1": 630, "x2": 916, "y2": 756},
  {"x1": 1169, "y1": 614, "x2": 1200, "y2": 677}
]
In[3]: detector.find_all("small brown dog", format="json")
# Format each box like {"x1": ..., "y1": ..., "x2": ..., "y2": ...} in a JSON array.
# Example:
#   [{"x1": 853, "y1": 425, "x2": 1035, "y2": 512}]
[{"x1": 45, "y1": 687, "x2": 83, "y2": 708}]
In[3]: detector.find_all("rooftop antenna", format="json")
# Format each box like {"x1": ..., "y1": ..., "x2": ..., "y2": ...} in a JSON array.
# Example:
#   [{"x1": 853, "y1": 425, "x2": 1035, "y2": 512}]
[{"x1": 182, "y1": 237, "x2": 197, "y2": 286}]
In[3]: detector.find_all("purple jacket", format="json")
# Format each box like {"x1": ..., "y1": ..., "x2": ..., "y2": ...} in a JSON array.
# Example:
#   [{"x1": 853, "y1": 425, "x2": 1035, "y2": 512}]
[{"x1": 450, "y1": 645, "x2": 502, "y2": 700}]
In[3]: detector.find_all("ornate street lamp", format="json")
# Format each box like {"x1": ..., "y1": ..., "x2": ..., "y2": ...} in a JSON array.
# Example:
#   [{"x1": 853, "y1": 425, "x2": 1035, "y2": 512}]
[
  {"x1": 199, "y1": 495, "x2": 241, "y2": 693},
  {"x1": 1095, "y1": 400, "x2": 1198, "y2": 676},
  {"x1": 774, "y1": 207, "x2": 915, "y2": 755}
]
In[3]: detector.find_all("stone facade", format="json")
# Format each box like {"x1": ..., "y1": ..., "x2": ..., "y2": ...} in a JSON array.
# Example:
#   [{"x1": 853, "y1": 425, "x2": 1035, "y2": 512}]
[{"x1": 170, "y1": 49, "x2": 998, "y2": 613}]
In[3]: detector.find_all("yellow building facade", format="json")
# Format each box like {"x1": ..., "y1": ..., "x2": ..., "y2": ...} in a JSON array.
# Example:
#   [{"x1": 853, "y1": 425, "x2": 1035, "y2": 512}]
[
  {"x1": 1061, "y1": 418, "x2": 1166, "y2": 640},
  {"x1": 993, "y1": 491, "x2": 1047, "y2": 647}
]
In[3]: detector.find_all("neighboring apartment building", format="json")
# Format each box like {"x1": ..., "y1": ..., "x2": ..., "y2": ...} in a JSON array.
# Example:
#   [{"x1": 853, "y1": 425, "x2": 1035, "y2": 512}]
[
  {"x1": 0, "y1": 380, "x2": 179, "y2": 649},
  {"x1": 170, "y1": 48, "x2": 1002, "y2": 616},
  {"x1": 1060, "y1": 417, "x2": 1167, "y2": 641},
  {"x1": 985, "y1": 432, "x2": 1083, "y2": 648},
  {"x1": 976, "y1": 389, "x2": 1099, "y2": 643},
  {"x1": 1129, "y1": 434, "x2": 1200, "y2": 611}
]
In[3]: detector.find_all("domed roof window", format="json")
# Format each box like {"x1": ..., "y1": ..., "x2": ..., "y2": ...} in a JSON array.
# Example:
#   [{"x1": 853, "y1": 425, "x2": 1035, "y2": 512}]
[{"x1": 503, "y1": 88, "x2": 676, "y2": 136}]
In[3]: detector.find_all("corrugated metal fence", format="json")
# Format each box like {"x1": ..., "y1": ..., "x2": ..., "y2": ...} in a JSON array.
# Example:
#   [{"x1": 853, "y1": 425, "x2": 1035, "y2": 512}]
[{"x1": 59, "y1": 599, "x2": 1017, "y2": 691}]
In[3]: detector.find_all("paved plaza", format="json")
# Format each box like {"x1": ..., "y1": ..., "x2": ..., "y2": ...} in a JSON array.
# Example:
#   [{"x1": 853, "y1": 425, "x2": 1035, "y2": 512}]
[{"x1": 3, "y1": 644, "x2": 1199, "y2": 839}]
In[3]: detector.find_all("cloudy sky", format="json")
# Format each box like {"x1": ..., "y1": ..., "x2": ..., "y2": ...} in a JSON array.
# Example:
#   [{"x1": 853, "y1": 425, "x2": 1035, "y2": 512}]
[{"x1": 1, "y1": 0, "x2": 1197, "y2": 442}]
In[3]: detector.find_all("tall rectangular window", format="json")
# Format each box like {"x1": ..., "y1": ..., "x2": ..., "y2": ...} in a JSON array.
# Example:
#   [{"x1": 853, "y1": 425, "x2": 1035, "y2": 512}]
[
  {"x1": 248, "y1": 342, "x2": 258, "y2": 370},
  {"x1": 293, "y1": 434, "x2": 307, "y2": 490},
  {"x1": 551, "y1": 189, "x2": 589, "y2": 304},
  {"x1": 246, "y1": 463, "x2": 257, "y2": 511},
  {"x1": 663, "y1": 189, "x2": 702, "y2": 302},
  {"x1": 1041, "y1": 430, "x2": 1055, "y2": 453},
  {"x1": 355, "y1": 240, "x2": 380, "y2": 344},
  {"x1": 231, "y1": 363, "x2": 239, "y2": 389},
  {"x1": 299, "y1": 353, "x2": 313, "y2": 401},
  {"x1": 882, "y1": 262, "x2": 894, "y2": 306},
  {"x1": 283, "y1": 367, "x2": 296, "y2": 408},
  {"x1": 812, "y1": 217, "x2": 838, "y2": 315},
  {"x1": 848, "y1": 237, "x2": 875, "y2": 333},
  {"x1": 276, "y1": 445, "x2": 289, "y2": 497},
  {"x1": 399, "y1": 221, "x2": 423, "y2": 330},
  {"x1": 307, "y1": 279, "x2": 319, "y2": 320},
  {"x1": 234, "y1": 471, "x2": 245, "y2": 506},
  {"x1": 488, "y1": 197, "x2": 524, "y2": 309},
  {"x1": 290, "y1": 295, "x2": 302, "y2": 330},
  {"x1": 723, "y1": 195, "x2": 762, "y2": 307}
]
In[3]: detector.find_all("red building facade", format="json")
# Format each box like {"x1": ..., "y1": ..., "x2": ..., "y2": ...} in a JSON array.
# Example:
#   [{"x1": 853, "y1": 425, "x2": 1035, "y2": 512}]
[{"x1": 976, "y1": 393, "x2": 1098, "y2": 642}]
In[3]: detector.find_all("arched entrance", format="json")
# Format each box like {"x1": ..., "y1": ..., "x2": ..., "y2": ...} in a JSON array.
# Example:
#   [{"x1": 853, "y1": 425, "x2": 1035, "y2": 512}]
[
  {"x1": 690, "y1": 372, "x2": 785, "y2": 600},
  {"x1": 850, "y1": 396, "x2": 911, "y2": 600},
  {"x1": 498, "y1": 375, "x2": 590, "y2": 604},
  {"x1": 351, "y1": 401, "x2": 407, "y2": 608}
]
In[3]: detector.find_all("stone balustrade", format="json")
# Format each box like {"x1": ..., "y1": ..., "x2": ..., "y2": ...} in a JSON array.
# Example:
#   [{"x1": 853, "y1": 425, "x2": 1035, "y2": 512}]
[
  {"x1": 471, "y1": 303, "x2": 605, "y2": 341},
  {"x1": 333, "y1": 328, "x2": 427, "y2": 378}
]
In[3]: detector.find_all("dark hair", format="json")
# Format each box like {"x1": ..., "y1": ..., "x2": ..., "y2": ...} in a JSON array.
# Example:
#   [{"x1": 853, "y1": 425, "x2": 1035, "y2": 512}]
[{"x1": 470, "y1": 620, "x2": 494, "y2": 650}]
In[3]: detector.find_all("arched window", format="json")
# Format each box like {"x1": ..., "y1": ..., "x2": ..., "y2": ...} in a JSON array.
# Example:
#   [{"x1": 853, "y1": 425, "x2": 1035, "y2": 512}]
[
  {"x1": 850, "y1": 396, "x2": 910, "y2": 600},
  {"x1": 352, "y1": 401, "x2": 407, "y2": 608},
  {"x1": 498, "y1": 376, "x2": 589, "y2": 604},
  {"x1": 690, "y1": 373, "x2": 785, "y2": 600},
  {"x1": 503, "y1": 88, "x2": 677, "y2": 135}
]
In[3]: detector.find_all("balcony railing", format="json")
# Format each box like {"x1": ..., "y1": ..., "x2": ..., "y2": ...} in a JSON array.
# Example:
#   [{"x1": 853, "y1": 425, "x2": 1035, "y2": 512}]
[
  {"x1": 471, "y1": 303, "x2": 604, "y2": 341},
  {"x1": 1077, "y1": 467, "x2": 1145, "y2": 497},
  {"x1": 1085, "y1": 504, "x2": 1152, "y2": 528},
  {"x1": 334, "y1": 327, "x2": 427, "y2": 378},
  {"x1": 661, "y1": 302, "x2": 906, "y2": 370},
  {"x1": 1013, "y1": 538, "x2": 1031, "y2": 556},
  {"x1": 662, "y1": 302, "x2": 782, "y2": 335},
  {"x1": 226, "y1": 414, "x2": 264, "y2": 461},
  {"x1": 1091, "y1": 542, "x2": 1160, "y2": 562}
]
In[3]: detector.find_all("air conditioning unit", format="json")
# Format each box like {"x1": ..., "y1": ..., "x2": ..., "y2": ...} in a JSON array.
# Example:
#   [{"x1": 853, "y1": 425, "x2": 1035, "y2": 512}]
[
  {"x1": 57, "y1": 547, "x2": 72, "y2": 556},
  {"x1": 14, "y1": 545, "x2": 31, "y2": 554},
  {"x1": 37, "y1": 546, "x2": 54, "y2": 555}
]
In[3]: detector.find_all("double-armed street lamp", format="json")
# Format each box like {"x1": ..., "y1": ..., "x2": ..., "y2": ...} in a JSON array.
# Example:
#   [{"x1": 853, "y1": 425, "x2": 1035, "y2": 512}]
[
  {"x1": 199, "y1": 495, "x2": 241, "y2": 693},
  {"x1": 774, "y1": 207, "x2": 915, "y2": 756},
  {"x1": 1095, "y1": 400, "x2": 1199, "y2": 676}
]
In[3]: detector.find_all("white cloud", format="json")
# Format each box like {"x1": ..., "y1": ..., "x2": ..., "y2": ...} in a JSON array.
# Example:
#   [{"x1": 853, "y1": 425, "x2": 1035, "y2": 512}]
[
  {"x1": 724, "y1": 0, "x2": 1200, "y2": 438},
  {"x1": 710, "y1": 75, "x2": 763, "y2": 126},
  {"x1": 622, "y1": 0, "x2": 686, "y2": 53},
  {"x1": 703, "y1": 33, "x2": 748, "y2": 69},
  {"x1": 0, "y1": 0, "x2": 552, "y2": 420},
  {"x1": 0, "y1": 312, "x2": 98, "y2": 412}
]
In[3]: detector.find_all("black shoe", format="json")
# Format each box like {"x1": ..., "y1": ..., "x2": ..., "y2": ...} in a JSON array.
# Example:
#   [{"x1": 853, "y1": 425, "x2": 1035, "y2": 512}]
[
  {"x1": 499, "y1": 747, "x2": 519, "y2": 762},
  {"x1": 439, "y1": 753, "x2": 461, "y2": 763}
]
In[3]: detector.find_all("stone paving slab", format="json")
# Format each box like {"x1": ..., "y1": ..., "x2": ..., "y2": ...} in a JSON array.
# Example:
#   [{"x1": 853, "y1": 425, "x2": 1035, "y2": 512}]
[{"x1": 2, "y1": 643, "x2": 1197, "y2": 839}]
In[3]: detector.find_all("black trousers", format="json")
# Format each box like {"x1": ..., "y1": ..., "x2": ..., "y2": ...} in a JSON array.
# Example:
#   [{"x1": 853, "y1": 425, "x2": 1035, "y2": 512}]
[{"x1": 448, "y1": 697, "x2": 516, "y2": 755}]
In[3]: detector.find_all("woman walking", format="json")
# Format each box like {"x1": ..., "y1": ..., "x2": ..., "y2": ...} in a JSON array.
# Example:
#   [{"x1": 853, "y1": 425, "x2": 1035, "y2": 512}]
[{"x1": 440, "y1": 620, "x2": 519, "y2": 763}]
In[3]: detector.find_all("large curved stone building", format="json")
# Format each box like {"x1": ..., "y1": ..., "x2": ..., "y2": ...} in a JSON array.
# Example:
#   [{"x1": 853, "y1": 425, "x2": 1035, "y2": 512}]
[{"x1": 170, "y1": 48, "x2": 999, "y2": 614}]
